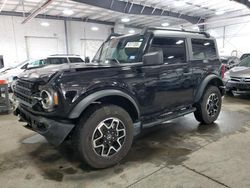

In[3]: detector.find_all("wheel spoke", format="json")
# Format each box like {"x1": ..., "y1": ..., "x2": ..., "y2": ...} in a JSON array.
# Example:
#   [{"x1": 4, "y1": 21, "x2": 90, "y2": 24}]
[
  {"x1": 92, "y1": 117, "x2": 126, "y2": 157},
  {"x1": 206, "y1": 93, "x2": 220, "y2": 117}
]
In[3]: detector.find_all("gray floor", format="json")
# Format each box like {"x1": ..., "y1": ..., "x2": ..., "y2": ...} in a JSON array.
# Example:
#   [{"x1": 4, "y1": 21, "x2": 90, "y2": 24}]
[{"x1": 0, "y1": 95, "x2": 250, "y2": 188}]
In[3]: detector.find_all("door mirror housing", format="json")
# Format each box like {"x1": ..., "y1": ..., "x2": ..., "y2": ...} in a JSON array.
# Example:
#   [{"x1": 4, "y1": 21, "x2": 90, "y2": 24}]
[{"x1": 143, "y1": 51, "x2": 164, "y2": 66}]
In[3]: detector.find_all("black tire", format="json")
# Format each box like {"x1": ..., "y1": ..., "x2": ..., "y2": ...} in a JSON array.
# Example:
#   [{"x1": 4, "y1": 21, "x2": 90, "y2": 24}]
[
  {"x1": 73, "y1": 104, "x2": 133, "y2": 169},
  {"x1": 194, "y1": 86, "x2": 222, "y2": 125}
]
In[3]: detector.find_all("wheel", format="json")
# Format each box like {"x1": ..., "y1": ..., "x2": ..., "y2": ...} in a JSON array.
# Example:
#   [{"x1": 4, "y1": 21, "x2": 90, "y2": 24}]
[
  {"x1": 194, "y1": 86, "x2": 222, "y2": 125},
  {"x1": 73, "y1": 104, "x2": 133, "y2": 169}
]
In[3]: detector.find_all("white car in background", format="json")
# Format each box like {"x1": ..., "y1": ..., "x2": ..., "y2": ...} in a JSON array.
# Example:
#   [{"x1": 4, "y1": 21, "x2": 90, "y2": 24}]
[{"x1": 0, "y1": 59, "x2": 45, "y2": 90}]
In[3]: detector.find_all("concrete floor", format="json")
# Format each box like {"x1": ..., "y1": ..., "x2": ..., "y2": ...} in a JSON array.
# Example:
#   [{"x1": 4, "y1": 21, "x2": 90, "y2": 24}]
[{"x1": 0, "y1": 95, "x2": 250, "y2": 188}]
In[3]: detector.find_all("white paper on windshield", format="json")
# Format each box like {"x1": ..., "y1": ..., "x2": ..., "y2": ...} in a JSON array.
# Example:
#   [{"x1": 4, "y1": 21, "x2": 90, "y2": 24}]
[{"x1": 125, "y1": 42, "x2": 142, "y2": 48}]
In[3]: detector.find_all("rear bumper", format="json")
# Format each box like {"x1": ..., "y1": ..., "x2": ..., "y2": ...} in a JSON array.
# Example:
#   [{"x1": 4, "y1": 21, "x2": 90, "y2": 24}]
[{"x1": 14, "y1": 106, "x2": 75, "y2": 146}]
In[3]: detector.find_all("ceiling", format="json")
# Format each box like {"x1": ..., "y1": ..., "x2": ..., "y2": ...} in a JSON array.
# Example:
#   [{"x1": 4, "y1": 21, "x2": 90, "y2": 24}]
[{"x1": 1, "y1": 0, "x2": 249, "y2": 28}]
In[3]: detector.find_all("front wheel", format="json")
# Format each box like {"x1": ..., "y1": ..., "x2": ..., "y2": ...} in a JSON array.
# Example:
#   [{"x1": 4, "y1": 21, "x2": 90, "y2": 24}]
[
  {"x1": 194, "y1": 86, "x2": 222, "y2": 125},
  {"x1": 73, "y1": 105, "x2": 133, "y2": 169}
]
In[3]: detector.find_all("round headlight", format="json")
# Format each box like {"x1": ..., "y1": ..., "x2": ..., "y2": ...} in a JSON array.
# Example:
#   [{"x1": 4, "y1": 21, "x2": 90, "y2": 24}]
[{"x1": 40, "y1": 90, "x2": 54, "y2": 110}]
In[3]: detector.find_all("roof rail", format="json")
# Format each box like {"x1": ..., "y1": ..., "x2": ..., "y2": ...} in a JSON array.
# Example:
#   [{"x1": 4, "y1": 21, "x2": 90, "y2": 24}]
[
  {"x1": 49, "y1": 54, "x2": 80, "y2": 56},
  {"x1": 141, "y1": 27, "x2": 210, "y2": 38}
]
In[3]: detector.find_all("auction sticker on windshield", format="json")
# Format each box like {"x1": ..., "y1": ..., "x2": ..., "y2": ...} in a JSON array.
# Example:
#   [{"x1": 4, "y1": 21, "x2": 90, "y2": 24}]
[{"x1": 125, "y1": 42, "x2": 142, "y2": 48}]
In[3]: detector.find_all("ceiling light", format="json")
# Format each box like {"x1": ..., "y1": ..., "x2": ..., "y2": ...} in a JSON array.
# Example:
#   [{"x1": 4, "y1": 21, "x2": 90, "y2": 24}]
[
  {"x1": 204, "y1": 42, "x2": 210, "y2": 46},
  {"x1": 168, "y1": 56, "x2": 174, "y2": 59},
  {"x1": 129, "y1": 29, "x2": 135, "y2": 34},
  {"x1": 63, "y1": 9, "x2": 74, "y2": 16},
  {"x1": 215, "y1": 10, "x2": 225, "y2": 15},
  {"x1": 174, "y1": 1, "x2": 186, "y2": 7},
  {"x1": 40, "y1": 22, "x2": 50, "y2": 27},
  {"x1": 91, "y1": 26, "x2": 99, "y2": 31},
  {"x1": 161, "y1": 22, "x2": 170, "y2": 27},
  {"x1": 121, "y1": 18, "x2": 130, "y2": 23}
]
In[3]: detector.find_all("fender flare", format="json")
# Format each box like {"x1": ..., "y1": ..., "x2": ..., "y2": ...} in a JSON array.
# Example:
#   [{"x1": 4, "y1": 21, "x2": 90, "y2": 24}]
[
  {"x1": 194, "y1": 74, "x2": 224, "y2": 103},
  {"x1": 68, "y1": 89, "x2": 140, "y2": 119}
]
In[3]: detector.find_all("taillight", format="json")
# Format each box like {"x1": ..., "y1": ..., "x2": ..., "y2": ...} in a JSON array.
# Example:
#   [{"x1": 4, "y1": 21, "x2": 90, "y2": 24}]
[{"x1": 221, "y1": 64, "x2": 225, "y2": 79}]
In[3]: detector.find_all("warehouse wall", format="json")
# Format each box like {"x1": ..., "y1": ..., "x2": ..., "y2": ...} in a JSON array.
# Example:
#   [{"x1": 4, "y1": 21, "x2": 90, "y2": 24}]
[
  {"x1": 0, "y1": 15, "x2": 112, "y2": 67},
  {"x1": 206, "y1": 16, "x2": 250, "y2": 57}
]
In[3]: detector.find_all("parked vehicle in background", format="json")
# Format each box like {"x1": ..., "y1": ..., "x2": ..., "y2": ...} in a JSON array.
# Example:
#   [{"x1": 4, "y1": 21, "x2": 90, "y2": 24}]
[
  {"x1": 240, "y1": 53, "x2": 250, "y2": 60},
  {"x1": 220, "y1": 56, "x2": 240, "y2": 71},
  {"x1": 14, "y1": 28, "x2": 225, "y2": 169},
  {"x1": 0, "y1": 59, "x2": 45, "y2": 91},
  {"x1": 223, "y1": 56, "x2": 250, "y2": 95},
  {"x1": 9, "y1": 55, "x2": 85, "y2": 91},
  {"x1": 43, "y1": 54, "x2": 85, "y2": 66}
]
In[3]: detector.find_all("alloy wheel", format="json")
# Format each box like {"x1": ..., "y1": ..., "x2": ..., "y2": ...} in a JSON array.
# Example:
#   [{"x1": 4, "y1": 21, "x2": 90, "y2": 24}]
[
  {"x1": 92, "y1": 117, "x2": 126, "y2": 157},
  {"x1": 206, "y1": 93, "x2": 219, "y2": 117}
]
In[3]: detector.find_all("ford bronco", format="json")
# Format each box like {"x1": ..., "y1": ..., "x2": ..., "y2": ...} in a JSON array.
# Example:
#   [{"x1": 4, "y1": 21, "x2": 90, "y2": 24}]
[{"x1": 14, "y1": 28, "x2": 225, "y2": 168}]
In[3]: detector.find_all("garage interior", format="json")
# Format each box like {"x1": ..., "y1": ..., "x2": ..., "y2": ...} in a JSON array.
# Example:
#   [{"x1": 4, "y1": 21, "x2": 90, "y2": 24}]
[{"x1": 0, "y1": 0, "x2": 250, "y2": 187}]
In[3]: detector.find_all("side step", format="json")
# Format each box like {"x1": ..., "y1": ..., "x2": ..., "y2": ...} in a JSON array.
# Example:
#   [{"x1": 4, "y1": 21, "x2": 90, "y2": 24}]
[{"x1": 142, "y1": 107, "x2": 196, "y2": 128}]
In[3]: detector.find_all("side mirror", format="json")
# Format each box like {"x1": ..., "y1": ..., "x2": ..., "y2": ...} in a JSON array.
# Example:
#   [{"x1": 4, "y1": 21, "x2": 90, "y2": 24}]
[
  {"x1": 85, "y1": 57, "x2": 90, "y2": 63},
  {"x1": 142, "y1": 51, "x2": 164, "y2": 66}
]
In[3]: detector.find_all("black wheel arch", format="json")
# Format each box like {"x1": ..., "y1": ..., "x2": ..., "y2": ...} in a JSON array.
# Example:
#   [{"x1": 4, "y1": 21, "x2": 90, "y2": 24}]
[
  {"x1": 68, "y1": 89, "x2": 140, "y2": 122},
  {"x1": 194, "y1": 74, "x2": 225, "y2": 103}
]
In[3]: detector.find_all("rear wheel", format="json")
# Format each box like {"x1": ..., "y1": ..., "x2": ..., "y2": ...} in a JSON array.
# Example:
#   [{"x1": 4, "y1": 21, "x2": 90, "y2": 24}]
[
  {"x1": 73, "y1": 104, "x2": 133, "y2": 169},
  {"x1": 194, "y1": 86, "x2": 222, "y2": 125}
]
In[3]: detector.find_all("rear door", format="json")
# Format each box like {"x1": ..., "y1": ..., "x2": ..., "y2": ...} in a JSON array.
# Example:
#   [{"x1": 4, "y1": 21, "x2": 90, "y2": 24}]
[
  {"x1": 189, "y1": 38, "x2": 220, "y2": 95},
  {"x1": 141, "y1": 36, "x2": 194, "y2": 115}
]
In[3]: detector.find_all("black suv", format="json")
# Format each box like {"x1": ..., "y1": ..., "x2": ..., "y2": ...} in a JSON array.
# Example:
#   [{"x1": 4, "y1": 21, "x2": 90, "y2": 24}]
[{"x1": 14, "y1": 28, "x2": 225, "y2": 168}]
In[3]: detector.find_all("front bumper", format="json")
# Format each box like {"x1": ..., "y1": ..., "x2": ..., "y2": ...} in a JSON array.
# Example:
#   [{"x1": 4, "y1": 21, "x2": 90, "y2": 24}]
[
  {"x1": 224, "y1": 80, "x2": 250, "y2": 94},
  {"x1": 14, "y1": 105, "x2": 75, "y2": 146}
]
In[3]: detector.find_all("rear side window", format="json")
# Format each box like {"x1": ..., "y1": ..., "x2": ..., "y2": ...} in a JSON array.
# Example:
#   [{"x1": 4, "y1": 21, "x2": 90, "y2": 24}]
[
  {"x1": 150, "y1": 37, "x2": 186, "y2": 64},
  {"x1": 46, "y1": 58, "x2": 68, "y2": 65},
  {"x1": 191, "y1": 39, "x2": 217, "y2": 60},
  {"x1": 69, "y1": 57, "x2": 84, "y2": 63}
]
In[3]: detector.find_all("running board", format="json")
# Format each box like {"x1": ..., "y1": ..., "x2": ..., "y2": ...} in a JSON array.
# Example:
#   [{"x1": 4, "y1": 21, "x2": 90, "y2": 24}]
[{"x1": 142, "y1": 107, "x2": 196, "y2": 128}]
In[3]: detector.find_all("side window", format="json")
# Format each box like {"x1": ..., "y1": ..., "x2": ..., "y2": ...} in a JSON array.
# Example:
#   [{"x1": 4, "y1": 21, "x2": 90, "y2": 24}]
[
  {"x1": 150, "y1": 37, "x2": 187, "y2": 64},
  {"x1": 191, "y1": 39, "x2": 217, "y2": 60},
  {"x1": 69, "y1": 58, "x2": 84, "y2": 63},
  {"x1": 46, "y1": 58, "x2": 68, "y2": 65}
]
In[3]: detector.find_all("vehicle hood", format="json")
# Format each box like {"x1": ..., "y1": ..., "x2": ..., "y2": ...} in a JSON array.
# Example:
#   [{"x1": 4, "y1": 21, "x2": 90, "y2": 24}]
[
  {"x1": 0, "y1": 67, "x2": 12, "y2": 73},
  {"x1": 0, "y1": 67, "x2": 23, "y2": 80},
  {"x1": 229, "y1": 66, "x2": 250, "y2": 78},
  {"x1": 18, "y1": 63, "x2": 114, "y2": 82}
]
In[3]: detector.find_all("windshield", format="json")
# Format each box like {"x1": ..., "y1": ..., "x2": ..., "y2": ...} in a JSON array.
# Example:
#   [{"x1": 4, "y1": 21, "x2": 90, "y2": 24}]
[
  {"x1": 238, "y1": 56, "x2": 250, "y2": 67},
  {"x1": 93, "y1": 35, "x2": 145, "y2": 64}
]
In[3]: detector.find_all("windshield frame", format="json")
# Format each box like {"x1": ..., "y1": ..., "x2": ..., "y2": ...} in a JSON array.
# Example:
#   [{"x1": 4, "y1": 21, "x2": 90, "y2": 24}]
[{"x1": 92, "y1": 33, "x2": 150, "y2": 64}]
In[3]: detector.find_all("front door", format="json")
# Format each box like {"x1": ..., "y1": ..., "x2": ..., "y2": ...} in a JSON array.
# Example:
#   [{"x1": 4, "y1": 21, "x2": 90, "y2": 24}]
[{"x1": 141, "y1": 37, "x2": 194, "y2": 115}]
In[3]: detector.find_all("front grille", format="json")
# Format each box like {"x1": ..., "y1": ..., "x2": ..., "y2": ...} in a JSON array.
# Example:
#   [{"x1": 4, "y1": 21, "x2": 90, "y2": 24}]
[
  {"x1": 14, "y1": 79, "x2": 38, "y2": 106},
  {"x1": 231, "y1": 77, "x2": 250, "y2": 83}
]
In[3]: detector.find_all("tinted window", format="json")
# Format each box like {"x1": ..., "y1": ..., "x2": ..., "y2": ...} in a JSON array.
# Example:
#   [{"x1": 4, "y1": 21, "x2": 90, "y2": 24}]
[
  {"x1": 191, "y1": 39, "x2": 217, "y2": 59},
  {"x1": 239, "y1": 56, "x2": 250, "y2": 67},
  {"x1": 240, "y1": 54, "x2": 250, "y2": 60},
  {"x1": 69, "y1": 57, "x2": 84, "y2": 63},
  {"x1": 46, "y1": 58, "x2": 68, "y2": 65},
  {"x1": 150, "y1": 37, "x2": 186, "y2": 64}
]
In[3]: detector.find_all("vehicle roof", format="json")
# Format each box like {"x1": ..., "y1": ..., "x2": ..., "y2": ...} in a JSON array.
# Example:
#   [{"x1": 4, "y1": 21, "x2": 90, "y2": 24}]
[
  {"x1": 152, "y1": 30, "x2": 214, "y2": 40},
  {"x1": 48, "y1": 54, "x2": 82, "y2": 58}
]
